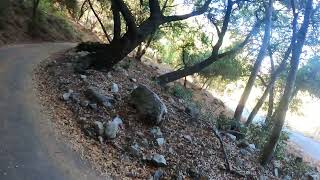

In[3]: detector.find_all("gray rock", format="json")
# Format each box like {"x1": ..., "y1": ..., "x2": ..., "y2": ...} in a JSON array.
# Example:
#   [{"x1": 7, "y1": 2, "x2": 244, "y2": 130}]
[
  {"x1": 151, "y1": 154, "x2": 167, "y2": 167},
  {"x1": 112, "y1": 116, "x2": 123, "y2": 126},
  {"x1": 153, "y1": 170, "x2": 163, "y2": 180},
  {"x1": 131, "y1": 84, "x2": 167, "y2": 125},
  {"x1": 150, "y1": 127, "x2": 163, "y2": 138},
  {"x1": 130, "y1": 78, "x2": 137, "y2": 82},
  {"x1": 107, "y1": 72, "x2": 112, "y2": 78},
  {"x1": 94, "y1": 121, "x2": 104, "y2": 136},
  {"x1": 305, "y1": 173, "x2": 319, "y2": 180},
  {"x1": 259, "y1": 175, "x2": 268, "y2": 180},
  {"x1": 111, "y1": 83, "x2": 119, "y2": 93},
  {"x1": 77, "y1": 51, "x2": 89, "y2": 57},
  {"x1": 249, "y1": 143, "x2": 256, "y2": 150},
  {"x1": 89, "y1": 103, "x2": 97, "y2": 110},
  {"x1": 130, "y1": 143, "x2": 142, "y2": 157},
  {"x1": 70, "y1": 92, "x2": 80, "y2": 103},
  {"x1": 80, "y1": 74, "x2": 87, "y2": 80},
  {"x1": 62, "y1": 89, "x2": 73, "y2": 101},
  {"x1": 104, "y1": 121, "x2": 119, "y2": 139},
  {"x1": 156, "y1": 138, "x2": 165, "y2": 146},
  {"x1": 183, "y1": 135, "x2": 192, "y2": 142},
  {"x1": 283, "y1": 175, "x2": 292, "y2": 180},
  {"x1": 63, "y1": 92, "x2": 71, "y2": 101},
  {"x1": 225, "y1": 133, "x2": 237, "y2": 141},
  {"x1": 237, "y1": 139, "x2": 250, "y2": 148},
  {"x1": 240, "y1": 149, "x2": 251, "y2": 156},
  {"x1": 80, "y1": 100, "x2": 89, "y2": 107},
  {"x1": 86, "y1": 86, "x2": 114, "y2": 108},
  {"x1": 274, "y1": 168, "x2": 279, "y2": 177},
  {"x1": 98, "y1": 136, "x2": 104, "y2": 144}
]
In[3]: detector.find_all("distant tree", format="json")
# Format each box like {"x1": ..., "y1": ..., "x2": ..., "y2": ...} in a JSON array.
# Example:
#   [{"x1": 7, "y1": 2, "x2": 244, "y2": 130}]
[
  {"x1": 157, "y1": 0, "x2": 262, "y2": 85},
  {"x1": 260, "y1": 0, "x2": 313, "y2": 165},
  {"x1": 233, "y1": 0, "x2": 273, "y2": 123}
]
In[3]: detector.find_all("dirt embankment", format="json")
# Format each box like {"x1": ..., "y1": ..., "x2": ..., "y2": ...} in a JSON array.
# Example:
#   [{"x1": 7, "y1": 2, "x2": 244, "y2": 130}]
[
  {"x1": 34, "y1": 50, "x2": 281, "y2": 179},
  {"x1": 0, "y1": 1, "x2": 99, "y2": 46}
]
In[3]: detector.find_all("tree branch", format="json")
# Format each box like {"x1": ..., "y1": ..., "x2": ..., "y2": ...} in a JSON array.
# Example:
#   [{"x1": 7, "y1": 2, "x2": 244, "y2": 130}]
[
  {"x1": 111, "y1": 0, "x2": 121, "y2": 41},
  {"x1": 212, "y1": 0, "x2": 234, "y2": 54},
  {"x1": 149, "y1": 0, "x2": 161, "y2": 19},
  {"x1": 161, "y1": 0, "x2": 213, "y2": 23},
  {"x1": 114, "y1": 0, "x2": 137, "y2": 36},
  {"x1": 87, "y1": 0, "x2": 111, "y2": 43}
]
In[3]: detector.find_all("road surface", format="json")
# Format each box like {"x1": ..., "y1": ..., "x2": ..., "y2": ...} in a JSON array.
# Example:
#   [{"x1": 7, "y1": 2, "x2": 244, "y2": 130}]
[{"x1": 0, "y1": 43, "x2": 103, "y2": 180}]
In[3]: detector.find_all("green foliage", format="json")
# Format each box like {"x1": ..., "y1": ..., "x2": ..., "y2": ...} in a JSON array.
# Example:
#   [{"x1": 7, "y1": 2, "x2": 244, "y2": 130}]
[
  {"x1": 296, "y1": 56, "x2": 320, "y2": 98},
  {"x1": 246, "y1": 123, "x2": 290, "y2": 160},
  {"x1": 170, "y1": 84, "x2": 193, "y2": 101}
]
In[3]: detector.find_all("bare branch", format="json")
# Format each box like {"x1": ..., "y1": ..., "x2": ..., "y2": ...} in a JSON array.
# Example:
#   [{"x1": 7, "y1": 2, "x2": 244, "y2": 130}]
[
  {"x1": 113, "y1": 0, "x2": 137, "y2": 35},
  {"x1": 162, "y1": 0, "x2": 212, "y2": 23},
  {"x1": 87, "y1": 0, "x2": 111, "y2": 43}
]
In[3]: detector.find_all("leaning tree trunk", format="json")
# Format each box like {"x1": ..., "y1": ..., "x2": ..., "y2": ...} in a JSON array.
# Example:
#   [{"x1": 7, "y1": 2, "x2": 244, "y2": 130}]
[
  {"x1": 260, "y1": 0, "x2": 312, "y2": 165},
  {"x1": 233, "y1": 0, "x2": 273, "y2": 122},
  {"x1": 78, "y1": 19, "x2": 158, "y2": 70},
  {"x1": 135, "y1": 32, "x2": 155, "y2": 61},
  {"x1": 245, "y1": 42, "x2": 294, "y2": 126}
]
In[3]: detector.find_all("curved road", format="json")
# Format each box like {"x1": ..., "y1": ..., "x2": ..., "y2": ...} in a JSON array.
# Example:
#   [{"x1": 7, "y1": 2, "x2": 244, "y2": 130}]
[{"x1": 0, "y1": 43, "x2": 103, "y2": 180}]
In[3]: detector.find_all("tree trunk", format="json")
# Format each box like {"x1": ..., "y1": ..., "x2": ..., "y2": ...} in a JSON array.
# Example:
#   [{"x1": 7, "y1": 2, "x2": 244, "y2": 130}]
[
  {"x1": 135, "y1": 32, "x2": 155, "y2": 60},
  {"x1": 245, "y1": 42, "x2": 294, "y2": 126},
  {"x1": 234, "y1": 0, "x2": 273, "y2": 122},
  {"x1": 32, "y1": 0, "x2": 40, "y2": 21},
  {"x1": 78, "y1": 19, "x2": 158, "y2": 70},
  {"x1": 260, "y1": 0, "x2": 312, "y2": 165}
]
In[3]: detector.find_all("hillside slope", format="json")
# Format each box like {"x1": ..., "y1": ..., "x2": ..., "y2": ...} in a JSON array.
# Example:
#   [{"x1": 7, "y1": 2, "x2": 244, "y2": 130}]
[{"x1": 0, "y1": 1, "x2": 98, "y2": 46}]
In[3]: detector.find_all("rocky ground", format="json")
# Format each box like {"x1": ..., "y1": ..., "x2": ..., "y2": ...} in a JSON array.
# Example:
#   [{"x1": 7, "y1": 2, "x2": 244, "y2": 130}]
[{"x1": 34, "y1": 49, "x2": 317, "y2": 179}]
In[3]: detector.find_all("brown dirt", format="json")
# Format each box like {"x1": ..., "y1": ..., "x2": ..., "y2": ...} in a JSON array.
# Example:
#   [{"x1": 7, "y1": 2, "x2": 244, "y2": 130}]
[
  {"x1": 0, "y1": 2, "x2": 99, "y2": 47},
  {"x1": 34, "y1": 50, "x2": 280, "y2": 179}
]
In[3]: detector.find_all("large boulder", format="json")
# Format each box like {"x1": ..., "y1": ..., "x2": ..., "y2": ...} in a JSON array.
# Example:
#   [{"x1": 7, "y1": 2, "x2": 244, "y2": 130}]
[{"x1": 130, "y1": 84, "x2": 167, "y2": 125}]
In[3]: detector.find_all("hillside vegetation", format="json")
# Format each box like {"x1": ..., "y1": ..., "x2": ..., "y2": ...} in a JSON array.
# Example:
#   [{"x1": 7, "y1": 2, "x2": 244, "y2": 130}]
[{"x1": 0, "y1": 0, "x2": 98, "y2": 46}]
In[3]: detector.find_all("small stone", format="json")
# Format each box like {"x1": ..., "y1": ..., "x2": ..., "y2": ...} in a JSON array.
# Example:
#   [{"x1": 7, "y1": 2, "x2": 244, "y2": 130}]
[
  {"x1": 89, "y1": 103, "x2": 97, "y2": 110},
  {"x1": 168, "y1": 147, "x2": 174, "y2": 154},
  {"x1": 80, "y1": 74, "x2": 87, "y2": 79},
  {"x1": 107, "y1": 72, "x2": 112, "y2": 78},
  {"x1": 225, "y1": 133, "x2": 237, "y2": 141},
  {"x1": 274, "y1": 168, "x2": 279, "y2": 177},
  {"x1": 151, "y1": 154, "x2": 167, "y2": 167},
  {"x1": 98, "y1": 136, "x2": 104, "y2": 144},
  {"x1": 130, "y1": 143, "x2": 142, "y2": 157},
  {"x1": 150, "y1": 127, "x2": 163, "y2": 138},
  {"x1": 94, "y1": 121, "x2": 104, "y2": 136},
  {"x1": 305, "y1": 173, "x2": 319, "y2": 180},
  {"x1": 273, "y1": 160, "x2": 281, "y2": 168},
  {"x1": 183, "y1": 135, "x2": 192, "y2": 142},
  {"x1": 240, "y1": 149, "x2": 251, "y2": 156},
  {"x1": 80, "y1": 100, "x2": 89, "y2": 107},
  {"x1": 111, "y1": 83, "x2": 119, "y2": 93},
  {"x1": 70, "y1": 92, "x2": 80, "y2": 103},
  {"x1": 142, "y1": 138, "x2": 149, "y2": 147},
  {"x1": 62, "y1": 92, "x2": 71, "y2": 101},
  {"x1": 112, "y1": 116, "x2": 123, "y2": 126},
  {"x1": 104, "y1": 121, "x2": 119, "y2": 139},
  {"x1": 130, "y1": 78, "x2": 137, "y2": 82},
  {"x1": 153, "y1": 170, "x2": 163, "y2": 180},
  {"x1": 283, "y1": 175, "x2": 292, "y2": 180},
  {"x1": 237, "y1": 139, "x2": 250, "y2": 148},
  {"x1": 156, "y1": 138, "x2": 165, "y2": 146},
  {"x1": 259, "y1": 175, "x2": 268, "y2": 180}
]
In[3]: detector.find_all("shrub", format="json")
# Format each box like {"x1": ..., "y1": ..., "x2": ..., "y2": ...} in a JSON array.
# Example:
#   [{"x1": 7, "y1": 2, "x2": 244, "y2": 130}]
[{"x1": 171, "y1": 84, "x2": 193, "y2": 101}]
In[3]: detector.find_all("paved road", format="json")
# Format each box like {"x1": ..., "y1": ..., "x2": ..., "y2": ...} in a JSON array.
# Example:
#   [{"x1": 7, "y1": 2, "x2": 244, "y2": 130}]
[{"x1": 0, "y1": 43, "x2": 103, "y2": 180}]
